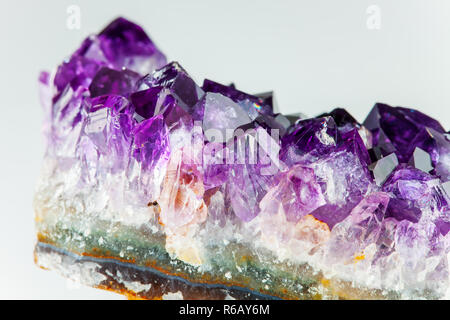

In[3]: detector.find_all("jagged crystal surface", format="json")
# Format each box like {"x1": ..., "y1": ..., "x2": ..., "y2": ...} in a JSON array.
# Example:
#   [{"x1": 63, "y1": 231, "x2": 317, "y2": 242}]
[{"x1": 35, "y1": 17, "x2": 450, "y2": 299}]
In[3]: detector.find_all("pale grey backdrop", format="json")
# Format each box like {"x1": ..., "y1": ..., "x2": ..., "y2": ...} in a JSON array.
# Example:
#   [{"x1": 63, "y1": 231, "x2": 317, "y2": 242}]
[{"x1": 0, "y1": 0, "x2": 449, "y2": 299}]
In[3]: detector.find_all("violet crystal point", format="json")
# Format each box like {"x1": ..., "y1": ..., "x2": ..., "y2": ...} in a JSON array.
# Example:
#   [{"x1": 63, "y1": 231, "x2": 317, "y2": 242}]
[{"x1": 34, "y1": 17, "x2": 450, "y2": 300}]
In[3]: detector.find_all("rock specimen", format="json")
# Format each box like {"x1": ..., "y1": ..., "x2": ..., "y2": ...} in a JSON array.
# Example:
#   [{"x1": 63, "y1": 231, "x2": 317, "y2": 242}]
[{"x1": 34, "y1": 17, "x2": 450, "y2": 299}]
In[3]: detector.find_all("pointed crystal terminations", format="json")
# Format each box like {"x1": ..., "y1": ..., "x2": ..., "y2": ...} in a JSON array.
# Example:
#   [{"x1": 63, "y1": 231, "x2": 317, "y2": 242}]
[
  {"x1": 363, "y1": 103, "x2": 446, "y2": 162},
  {"x1": 96, "y1": 17, "x2": 167, "y2": 74},
  {"x1": 36, "y1": 17, "x2": 450, "y2": 300}
]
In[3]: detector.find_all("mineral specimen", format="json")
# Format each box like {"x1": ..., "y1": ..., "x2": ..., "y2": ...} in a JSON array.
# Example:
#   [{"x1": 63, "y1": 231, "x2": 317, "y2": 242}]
[{"x1": 34, "y1": 17, "x2": 450, "y2": 300}]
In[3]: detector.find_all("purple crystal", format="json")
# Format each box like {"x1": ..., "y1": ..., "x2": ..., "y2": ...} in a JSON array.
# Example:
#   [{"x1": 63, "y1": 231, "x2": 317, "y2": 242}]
[
  {"x1": 367, "y1": 129, "x2": 397, "y2": 163},
  {"x1": 202, "y1": 79, "x2": 273, "y2": 116},
  {"x1": 363, "y1": 103, "x2": 445, "y2": 163},
  {"x1": 382, "y1": 166, "x2": 436, "y2": 223},
  {"x1": 318, "y1": 108, "x2": 360, "y2": 133},
  {"x1": 81, "y1": 95, "x2": 134, "y2": 173},
  {"x1": 97, "y1": 17, "x2": 166, "y2": 74},
  {"x1": 202, "y1": 142, "x2": 229, "y2": 190},
  {"x1": 48, "y1": 85, "x2": 87, "y2": 158},
  {"x1": 131, "y1": 62, "x2": 205, "y2": 130},
  {"x1": 44, "y1": 17, "x2": 167, "y2": 161},
  {"x1": 282, "y1": 117, "x2": 338, "y2": 158},
  {"x1": 202, "y1": 79, "x2": 257, "y2": 103},
  {"x1": 130, "y1": 86, "x2": 166, "y2": 119},
  {"x1": 312, "y1": 201, "x2": 359, "y2": 229},
  {"x1": 55, "y1": 18, "x2": 165, "y2": 94},
  {"x1": 54, "y1": 55, "x2": 102, "y2": 93},
  {"x1": 201, "y1": 92, "x2": 252, "y2": 143},
  {"x1": 269, "y1": 165, "x2": 325, "y2": 223},
  {"x1": 407, "y1": 127, "x2": 450, "y2": 182},
  {"x1": 236, "y1": 113, "x2": 289, "y2": 138},
  {"x1": 435, "y1": 217, "x2": 450, "y2": 236},
  {"x1": 436, "y1": 181, "x2": 450, "y2": 208},
  {"x1": 340, "y1": 128, "x2": 371, "y2": 167},
  {"x1": 226, "y1": 163, "x2": 271, "y2": 222},
  {"x1": 221, "y1": 124, "x2": 284, "y2": 221},
  {"x1": 327, "y1": 192, "x2": 389, "y2": 262},
  {"x1": 132, "y1": 114, "x2": 170, "y2": 171},
  {"x1": 139, "y1": 62, "x2": 204, "y2": 111},
  {"x1": 307, "y1": 146, "x2": 373, "y2": 228},
  {"x1": 89, "y1": 67, "x2": 140, "y2": 98}
]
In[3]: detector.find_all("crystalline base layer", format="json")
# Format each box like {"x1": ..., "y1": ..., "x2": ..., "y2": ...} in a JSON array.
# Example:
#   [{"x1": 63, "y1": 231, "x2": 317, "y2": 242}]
[{"x1": 34, "y1": 189, "x2": 394, "y2": 300}]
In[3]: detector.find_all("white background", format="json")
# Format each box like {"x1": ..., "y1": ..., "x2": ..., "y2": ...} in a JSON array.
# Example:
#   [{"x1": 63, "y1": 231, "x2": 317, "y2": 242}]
[{"x1": 0, "y1": 0, "x2": 449, "y2": 299}]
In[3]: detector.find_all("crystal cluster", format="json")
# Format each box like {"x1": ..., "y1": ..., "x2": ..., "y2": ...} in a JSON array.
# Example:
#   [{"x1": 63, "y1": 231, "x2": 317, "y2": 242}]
[{"x1": 35, "y1": 17, "x2": 450, "y2": 299}]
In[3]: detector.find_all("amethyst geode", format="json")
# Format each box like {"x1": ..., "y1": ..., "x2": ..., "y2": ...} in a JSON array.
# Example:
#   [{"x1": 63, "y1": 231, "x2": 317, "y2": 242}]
[{"x1": 34, "y1": 17, "x2": 450, "y2": 299}]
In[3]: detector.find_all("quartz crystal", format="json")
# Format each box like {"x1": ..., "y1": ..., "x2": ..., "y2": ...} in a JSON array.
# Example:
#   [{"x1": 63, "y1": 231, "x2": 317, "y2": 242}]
[{"x1": 34, "y1": 17, "x2": 450, "y2": 300}]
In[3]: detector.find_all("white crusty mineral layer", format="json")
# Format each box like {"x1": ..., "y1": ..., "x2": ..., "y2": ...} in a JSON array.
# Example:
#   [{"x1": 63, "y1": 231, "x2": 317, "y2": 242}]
[{"x1": 34, "y1": 155, "x2": 450, "y2": 299}]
